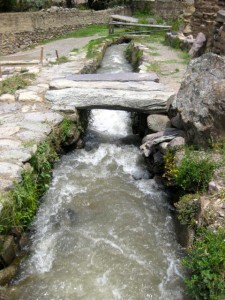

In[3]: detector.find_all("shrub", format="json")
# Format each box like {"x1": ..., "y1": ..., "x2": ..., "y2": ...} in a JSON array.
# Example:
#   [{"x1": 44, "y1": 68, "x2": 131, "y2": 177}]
[
  {"x1": 175, "y1": 152, "x2": 215, "y2": 192},
  {"x1": 163, "y1": 149, "x2": 178, "y2": 185},
  {"x1": 183, "y1": 228, "x2": 225, "y2": 300},
  {"x1": 175, "y1": 194, "x2": 200, "y2": 228}
]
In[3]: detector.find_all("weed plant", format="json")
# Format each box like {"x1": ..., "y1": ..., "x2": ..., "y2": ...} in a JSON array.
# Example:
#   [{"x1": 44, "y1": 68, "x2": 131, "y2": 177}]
[
  {"x1": 51, "y1": 56, "x2": 69, "y2": 65},
  {"x1": 0, "y1": 73, "x2": 36, "y2": 96},
  {"x1": 175, "y1": 194, "x2": 200, "y2": 228}
]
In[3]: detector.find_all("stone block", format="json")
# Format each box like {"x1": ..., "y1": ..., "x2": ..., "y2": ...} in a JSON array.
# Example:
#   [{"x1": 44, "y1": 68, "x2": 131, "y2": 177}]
[
  {"x1": 0, "y1": 236, "x2": 16, "y2": 266},
  {"x1": 217, "y1": 10, "x2": 225, "y2": 23}
]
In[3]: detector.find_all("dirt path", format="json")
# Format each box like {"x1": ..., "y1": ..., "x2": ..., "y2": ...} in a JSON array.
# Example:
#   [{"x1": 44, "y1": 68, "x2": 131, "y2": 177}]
[
  {"x1": 0, "y1": 35, "x2": 100, "y2": 62},
  {"x1": 141, "y1": 41, "x2": 188, "y2": 93}
]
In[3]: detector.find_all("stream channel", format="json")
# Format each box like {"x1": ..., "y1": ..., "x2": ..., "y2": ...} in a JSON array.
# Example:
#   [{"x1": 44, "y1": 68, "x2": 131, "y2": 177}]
[{"x1": 9, "y1": 44, "x2": 186, "y2": 300}]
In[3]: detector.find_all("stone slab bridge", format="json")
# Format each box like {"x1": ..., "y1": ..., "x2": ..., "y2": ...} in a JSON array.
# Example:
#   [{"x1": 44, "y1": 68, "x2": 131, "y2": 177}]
[{"x1": 46, "y1": 73, "x2": 174, "y2": 114}]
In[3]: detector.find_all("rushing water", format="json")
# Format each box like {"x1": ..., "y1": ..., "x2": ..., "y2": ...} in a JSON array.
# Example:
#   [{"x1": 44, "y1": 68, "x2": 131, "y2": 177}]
[{"x1": 9, "y1": 44, "x2": 186, "y2": 300}]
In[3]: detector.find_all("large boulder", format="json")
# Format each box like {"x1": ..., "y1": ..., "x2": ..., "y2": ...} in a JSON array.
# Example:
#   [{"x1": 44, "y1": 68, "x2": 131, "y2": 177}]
[{"x1": 169, "y1": 53, "x2": 225, "y2": 147}]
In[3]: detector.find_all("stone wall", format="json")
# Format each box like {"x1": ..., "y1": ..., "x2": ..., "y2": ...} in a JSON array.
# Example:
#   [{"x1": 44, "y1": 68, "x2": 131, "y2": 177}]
[
  {"x1": 0, "y1": 7, "x2": 125, "y2": 55},
  {"x1": 132, "y1": 0, "x2": 184, "y2": 19},
  {"x1": 189, "y1": 0, "x2": 220, "y2": 50},
  {"x1": 153, "y1": 0, "x2": 184, "y2": 19},
  {"x1": 212, "y1": 10, "x2": 225, "y2": 54}
]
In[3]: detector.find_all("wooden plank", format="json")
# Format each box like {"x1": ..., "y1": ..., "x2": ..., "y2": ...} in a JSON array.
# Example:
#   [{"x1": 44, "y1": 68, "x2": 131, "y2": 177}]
[
  {"x1": 110, "y1": 21, "x2": 172, "y2": 29},
  {"x1": 110, "y1": 14, "x2": 138, "y2": 23}
]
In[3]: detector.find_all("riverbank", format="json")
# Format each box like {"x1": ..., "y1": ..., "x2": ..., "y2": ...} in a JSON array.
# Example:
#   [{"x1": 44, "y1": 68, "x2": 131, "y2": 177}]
[{"x1": 0, "y1": 27, "x2": 224, "y2": 298}]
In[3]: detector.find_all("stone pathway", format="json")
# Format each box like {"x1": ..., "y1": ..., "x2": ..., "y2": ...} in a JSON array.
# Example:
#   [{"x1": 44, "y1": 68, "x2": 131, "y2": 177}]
[
  {"x1": 135, "y1": 41, "x2": 188, "y2": 93},
  {"x1": 0, "y1": 50, "x2": 89, "y2": 193},
  {"x1": 0, "y1": 35, "x2": 185, "y2": 195}
]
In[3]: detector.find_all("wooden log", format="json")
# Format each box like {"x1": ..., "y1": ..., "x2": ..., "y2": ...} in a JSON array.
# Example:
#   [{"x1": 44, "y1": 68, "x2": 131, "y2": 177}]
[
  {"x1": 55, "y1": 50, "x2": 59, "y2": 60},
  {"x1": 110, "y1": 14, "x2": 138, "y2": 23},
  {"x1": 40, "y1": 47, "x2": 44, "y2": 66}
]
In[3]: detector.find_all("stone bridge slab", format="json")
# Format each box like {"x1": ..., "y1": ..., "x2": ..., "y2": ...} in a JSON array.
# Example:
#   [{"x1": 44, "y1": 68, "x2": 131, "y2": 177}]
[
  {"x1": 66, "y1": 72, "x2": 159, "y2": 82},
  {"x1": 46, "y1": 87, "x2": 174, "y2": 114}
]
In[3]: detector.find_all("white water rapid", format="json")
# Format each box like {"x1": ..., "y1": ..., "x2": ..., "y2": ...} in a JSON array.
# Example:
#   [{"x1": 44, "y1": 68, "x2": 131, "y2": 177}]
[{"x1": 9, "y1": 44, "x2": 186, "y2": 300}]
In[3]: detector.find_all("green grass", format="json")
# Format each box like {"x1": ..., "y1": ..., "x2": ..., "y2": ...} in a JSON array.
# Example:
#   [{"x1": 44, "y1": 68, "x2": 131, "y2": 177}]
[
  {"x1": 147, "y1": 61, "x2": 161, "y2": 74},
  {"x1": 0, "y1": 118, "x2": 82, "y2": 234},
  {"x1": 0, "y1": 73, "x2": 36, "y2": 96},
  {"x1": 183, "y1": 228, "x2": 225, "y2": 300},
  {"x1": 86, "y1": 37, "x2": 106, "y2": 59},
  {"x1": 50, "y1": 56, "x2": 69, "y2": 65},
  {"x1": 150, "y1": 51, "x2": 161, "y2": 56},
  {"x1": 41, "y1": 25, "x2": 108, "y2": 45}
]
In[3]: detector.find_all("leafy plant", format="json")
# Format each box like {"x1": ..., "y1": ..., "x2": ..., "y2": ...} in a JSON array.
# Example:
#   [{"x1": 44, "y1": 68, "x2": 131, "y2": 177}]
[
  {"x1": 125, "y1": 42, "x2": 143, "y2": 71},
  {"x1": 175, "y1": 151, "x2": 215, "y2": 192},
  {"x1": 175, "y1": 194, "x2": 200, "y2": 228},
  {"x1": 163, "y1": 149, "x2": 178, "y2": 185},
  {"x1": 183, "y1": 228, "x2": 225, "y2": 300}
]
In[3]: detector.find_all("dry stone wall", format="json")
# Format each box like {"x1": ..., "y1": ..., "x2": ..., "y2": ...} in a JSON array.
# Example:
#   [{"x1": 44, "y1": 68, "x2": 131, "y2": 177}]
[
  {"x1": 0, "y1": 7, "x2": 124, "y2": 55},
  {"x1": 212, "y1": 9, "x2": 225, "y2": 54},
  {"x1": 187, "y1": 0, "x2": 225, "y2": 53},
  {"x1": 153, "y1": 0, "x2": 184, "y2": 19},
  {"x1": 132, "y1": 0, "x2": 184, "y2": 19}
]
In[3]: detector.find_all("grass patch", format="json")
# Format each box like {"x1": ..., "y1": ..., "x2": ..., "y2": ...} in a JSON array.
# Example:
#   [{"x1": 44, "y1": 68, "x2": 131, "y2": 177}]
[
  {"x1": 51, "y1": 56, "x2": 69, "y2": 65},
  {"x1": 150, "y1": 51, "x2": 161, "y2": 56},
  {"x1": 71, "y1": 48, "x2": 80, "y2": 53},
  {"x1": 147, "y1": 62, "x2": 161, "y2": 74},
  {"x1": 86, "y1": 37, "x2": 106, "y2": 59},
  {"x1": 0, "y1": 73, "x2": 36, "y2": 96},
  {"x1": 85, "y1": 36, "x2": 116, "y2": 59},
  {"x1": 41, "y1": 25, "x2": 108, "y2": 45},
  {"x1": 179, "y1": 51, "x2": 190, "y2": 64}
]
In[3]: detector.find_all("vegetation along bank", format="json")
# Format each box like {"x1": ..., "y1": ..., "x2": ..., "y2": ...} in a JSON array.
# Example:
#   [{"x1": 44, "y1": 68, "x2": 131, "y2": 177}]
[{"x1": 0, "y1": 4, "x2": 225, "y2": 299}]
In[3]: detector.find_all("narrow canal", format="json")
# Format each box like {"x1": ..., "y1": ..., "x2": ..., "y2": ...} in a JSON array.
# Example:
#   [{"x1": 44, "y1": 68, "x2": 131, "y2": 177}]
[{"x1": 9, "y1": 44, "x2": 185, "y2": 299}]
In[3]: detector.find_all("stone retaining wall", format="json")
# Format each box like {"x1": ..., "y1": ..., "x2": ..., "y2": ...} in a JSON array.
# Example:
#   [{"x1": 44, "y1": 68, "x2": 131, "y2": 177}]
[
  {"x1": 132, "y1": 0, "x2": 183, "y2": 19},
  {"x1": 184, "y1": 0, "x2": 225, "y2": 54},
  {"x1": 0, "y1": 7, "x2": 125, "y2": 55},
  {"x1": 212, "y1": 10, "x2": 225, "y2": 54}
]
